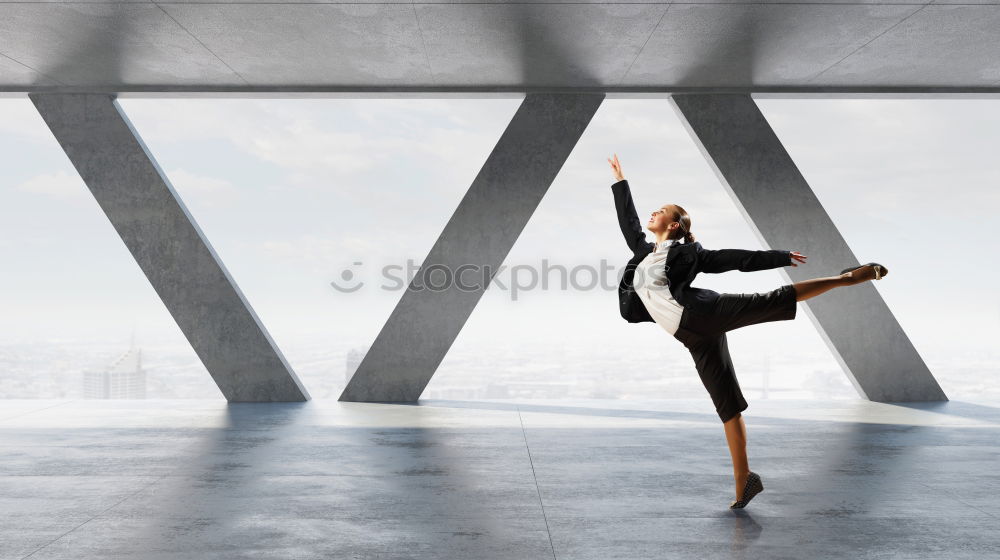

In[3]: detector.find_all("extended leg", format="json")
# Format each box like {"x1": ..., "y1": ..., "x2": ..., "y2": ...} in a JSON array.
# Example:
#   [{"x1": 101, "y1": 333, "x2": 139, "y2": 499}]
[
  {"x1": 724, "y1": 412, "x2": 749, "y2": 502},
  {"x1": 792, "y1": 265, "x2": 878, "y2": 302}
]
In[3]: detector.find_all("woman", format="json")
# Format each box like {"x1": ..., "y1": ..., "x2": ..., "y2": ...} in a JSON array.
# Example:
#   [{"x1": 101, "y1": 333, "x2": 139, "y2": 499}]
[{"x1": 606, "y1": 153, "x2": 888, "y2": 509}]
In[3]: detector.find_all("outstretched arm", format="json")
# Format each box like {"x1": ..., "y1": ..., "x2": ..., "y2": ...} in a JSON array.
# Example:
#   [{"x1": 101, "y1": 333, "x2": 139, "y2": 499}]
[
  {"x1": 608, "y1": 154, "x2": 652, "y2": 255},
  {"x1": 611, "y1": 180, "x2": 651, "y2": 255},
  {"x1": 696, "y1": 244, "x2": 793, "y2": 274}
]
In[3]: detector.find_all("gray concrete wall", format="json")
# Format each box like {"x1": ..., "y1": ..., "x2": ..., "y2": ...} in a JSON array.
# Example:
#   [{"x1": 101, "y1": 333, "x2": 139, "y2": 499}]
[
  {"x1": 670, "y1": 93, "x2": 946, "y2": 402},
  {"x1": 340, "y1": 93, "x2": 604, "y2": 402},
  {"x1": 30, "y1": 93, "x2": 309, "y2": 402}
]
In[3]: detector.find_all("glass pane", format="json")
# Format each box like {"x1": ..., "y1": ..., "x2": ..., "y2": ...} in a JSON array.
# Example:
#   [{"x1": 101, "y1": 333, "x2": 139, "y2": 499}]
[
  {"x1": 758, "y1": 97, "x2": 1000, "y2": 403},
  {"x1": 431, "y1": 98, "x2": 852, "y2": 401},
  {"x1": 120, "y1": 97, "x2": 523, "y2": 399},
  {"x1": 0, "y1": 98, "x2": 215, "y2": 399}
]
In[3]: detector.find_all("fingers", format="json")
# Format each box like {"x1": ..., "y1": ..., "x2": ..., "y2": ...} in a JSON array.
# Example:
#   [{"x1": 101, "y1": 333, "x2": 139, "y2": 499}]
[{"x1": 608, "y1": 156, "x2": 622, "y2": 178}]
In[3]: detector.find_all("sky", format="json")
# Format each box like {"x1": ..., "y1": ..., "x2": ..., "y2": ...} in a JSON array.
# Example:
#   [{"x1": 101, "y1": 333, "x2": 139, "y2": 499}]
[{"x1": 1, "y1": 95, "x2": 998, "y2": 400}]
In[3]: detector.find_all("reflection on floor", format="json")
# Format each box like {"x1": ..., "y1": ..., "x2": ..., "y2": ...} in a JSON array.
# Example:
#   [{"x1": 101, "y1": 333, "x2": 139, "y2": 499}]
[{"x1": 1, "y1": 397, "x2": 998, "y2": 559}]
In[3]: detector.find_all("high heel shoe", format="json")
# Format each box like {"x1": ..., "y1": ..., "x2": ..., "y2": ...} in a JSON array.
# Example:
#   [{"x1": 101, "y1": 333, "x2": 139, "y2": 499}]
[
  {"x1": 840, "y1": 262, "x2": 888, "y2": 280},
  {"x1": 730, "y1": 471, "x2": 763, "y2": 509}
]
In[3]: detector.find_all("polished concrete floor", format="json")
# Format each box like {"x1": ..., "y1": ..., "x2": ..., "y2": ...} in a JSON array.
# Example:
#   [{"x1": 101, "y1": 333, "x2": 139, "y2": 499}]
[{"x1": 1, "y1": 397, "x2": 998, "y2": 559}]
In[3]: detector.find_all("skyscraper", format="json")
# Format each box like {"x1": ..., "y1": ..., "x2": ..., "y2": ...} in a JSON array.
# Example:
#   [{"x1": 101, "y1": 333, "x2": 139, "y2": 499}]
[{"x1": 83, "y1": 342, "x2": 146, "y2": 399}]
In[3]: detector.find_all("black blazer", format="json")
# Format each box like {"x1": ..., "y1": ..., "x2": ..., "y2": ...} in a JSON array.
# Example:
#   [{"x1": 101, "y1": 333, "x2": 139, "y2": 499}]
[{"x1": 612, "y1": 179, "x2": 792, "y2": 323}]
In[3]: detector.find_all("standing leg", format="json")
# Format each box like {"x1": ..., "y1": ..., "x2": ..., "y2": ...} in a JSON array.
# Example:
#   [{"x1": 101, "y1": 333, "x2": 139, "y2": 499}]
[
  {"x1": 792, "y1": 265, "x2": 879, "y2": 302},
  {"x1": 680, "y1": 330, "x2": 752, "y2": 504},
  {"x1": 724, "y1": 412, "x2": 749, "y2": 503}
]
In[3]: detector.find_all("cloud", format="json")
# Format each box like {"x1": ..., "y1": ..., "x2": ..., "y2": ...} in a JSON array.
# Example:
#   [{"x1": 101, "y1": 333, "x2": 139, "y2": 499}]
[
  {"x1": 756, "y1": 98, "x2": 1000, "y2": 218},
  {"x1": 259, "y1": 233, "x2": 383, "y2": 269},
  {"x1": 0, "y1": 98, "x2": 59, "y2": 143},
  {"x1": 163, "y1": 168, "x2": 239, "y2": 208},
  {"x1": 237, "y1": 119, "x2": 382, "y2": 175},
  {"x1": 119, "y1": 98, "x2": 522, "y2": 188},
  {"x1": 13, "y1": 166, "x2": 242, "y2": 211},
  {"x1": 15, "y1": 170, "x2": 88, "y2": 203}
]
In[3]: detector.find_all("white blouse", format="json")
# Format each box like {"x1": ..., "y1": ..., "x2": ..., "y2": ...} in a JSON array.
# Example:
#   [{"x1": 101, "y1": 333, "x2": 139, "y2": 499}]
[{"x1": 633, "y1": 240, "x2": 685, "y2": 335}]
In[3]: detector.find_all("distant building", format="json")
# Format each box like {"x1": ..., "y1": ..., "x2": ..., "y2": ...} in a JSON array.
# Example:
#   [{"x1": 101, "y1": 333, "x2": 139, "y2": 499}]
[{"x1": 83, "y1": 345, "x2": 146, "y2": 399}]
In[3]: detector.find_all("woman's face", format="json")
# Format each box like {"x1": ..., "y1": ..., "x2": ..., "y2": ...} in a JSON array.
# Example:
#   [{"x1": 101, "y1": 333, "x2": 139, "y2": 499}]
[{"x1": 647, "y1": 204, "x2": 676, "y2": 234}]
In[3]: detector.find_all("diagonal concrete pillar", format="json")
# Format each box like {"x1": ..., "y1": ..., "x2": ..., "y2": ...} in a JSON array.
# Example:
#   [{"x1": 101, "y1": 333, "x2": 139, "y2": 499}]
[
  {"x1": 30, "y1": 93, "x2": 309, "y2": 402},
  {"x1": 670, "y1": 93, "x2": 946, "y2": 402},
  {"x1": 340, "y1": 93, "x2": 604, "y2": 402}
]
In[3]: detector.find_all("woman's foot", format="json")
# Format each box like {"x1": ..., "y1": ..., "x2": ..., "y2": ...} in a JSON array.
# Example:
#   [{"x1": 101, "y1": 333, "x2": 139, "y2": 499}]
[
  {"x1": 841, "y1": 263, "x2": 888, "y2": 284},
  {"x1": 734, "y1": 470, "x2": 749, "y2": 502},
  {"x1": 730, "y1": 471, "x2": 763, "y2": 509}
]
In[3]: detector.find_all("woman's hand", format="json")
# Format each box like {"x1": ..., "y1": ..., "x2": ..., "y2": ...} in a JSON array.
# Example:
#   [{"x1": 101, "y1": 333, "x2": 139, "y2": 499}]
[
  {"x1": 607, "y1": 153, "x2": 625, "y2": 182},
  {"x1": 789, "y1": 251, "x2": 807, "y2": 267}
]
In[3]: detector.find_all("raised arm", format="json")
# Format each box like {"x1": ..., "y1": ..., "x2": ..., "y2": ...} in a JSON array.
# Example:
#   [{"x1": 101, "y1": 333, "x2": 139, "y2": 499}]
[
  {"x1": 611, "y1": 180, "x2": 652, "y2": 255},
  {"x1": 696, "y1": 243, "x2": 792, "y2": 274},
  {"x1": 608, "y1": 154, "x2": 652, "y2": 255}
]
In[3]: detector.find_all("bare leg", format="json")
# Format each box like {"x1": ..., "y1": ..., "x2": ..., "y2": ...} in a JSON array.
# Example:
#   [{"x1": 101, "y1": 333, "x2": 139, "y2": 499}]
[
  {"x1": 792, "y1": 265, "x2": 878, "y2": 302},
  {"x1": 723, "y1": 412, "x2": 749, "y2": 502}
]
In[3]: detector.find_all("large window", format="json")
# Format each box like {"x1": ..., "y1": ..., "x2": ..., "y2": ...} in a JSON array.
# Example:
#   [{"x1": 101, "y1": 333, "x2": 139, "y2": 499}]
[{"x1": 2, "y1": 97, "x2": 995, "y2": 402}]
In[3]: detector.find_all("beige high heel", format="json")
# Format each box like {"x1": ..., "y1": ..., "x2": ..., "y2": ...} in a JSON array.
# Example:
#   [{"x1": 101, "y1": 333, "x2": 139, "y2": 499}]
[{"x1": 840, "y1": 262, "x2": 888, "y2": 280}]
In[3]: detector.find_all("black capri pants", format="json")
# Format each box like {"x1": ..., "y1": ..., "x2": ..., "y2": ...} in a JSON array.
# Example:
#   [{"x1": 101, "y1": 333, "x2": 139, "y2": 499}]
[{"x1": 672, "y1": 283, "x2": 799, "y2": 423}]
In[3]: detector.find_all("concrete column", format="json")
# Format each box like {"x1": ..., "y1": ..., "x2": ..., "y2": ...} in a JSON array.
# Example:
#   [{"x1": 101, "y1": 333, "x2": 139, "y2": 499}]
[
  {"x1": 30, "y1": 93, "x2": 309, "y2": 402},
  {"x1": 670, "y1": 93, "x2": 946, "y2": 402},
  {"x1": 340, "y1": 93, "x2": 604, "y2": 402}
]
